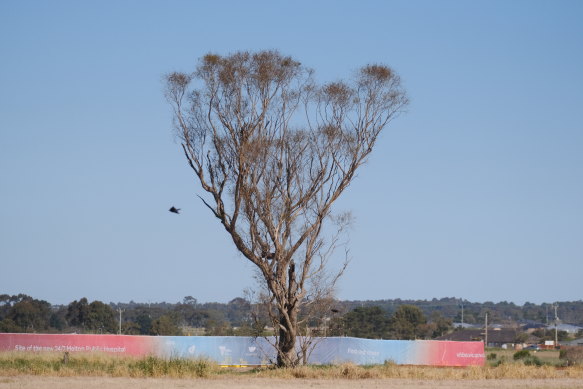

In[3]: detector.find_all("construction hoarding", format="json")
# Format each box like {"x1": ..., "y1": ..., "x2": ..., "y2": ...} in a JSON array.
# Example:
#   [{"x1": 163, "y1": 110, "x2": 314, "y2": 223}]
[{"x1": 0, "y1": 333, "x2": 484, "y2": 366}]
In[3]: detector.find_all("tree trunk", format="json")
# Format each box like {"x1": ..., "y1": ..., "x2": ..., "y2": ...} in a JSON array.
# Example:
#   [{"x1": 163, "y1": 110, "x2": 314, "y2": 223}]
[{"x1": 277, "y1": 308, "x2": 298, "y2": 367}]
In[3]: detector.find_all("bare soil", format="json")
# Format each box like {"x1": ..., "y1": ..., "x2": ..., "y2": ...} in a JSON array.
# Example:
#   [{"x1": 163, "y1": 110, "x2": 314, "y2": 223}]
[{"x1": 1, "y1": 376, "x2": 582, "y2": 389}]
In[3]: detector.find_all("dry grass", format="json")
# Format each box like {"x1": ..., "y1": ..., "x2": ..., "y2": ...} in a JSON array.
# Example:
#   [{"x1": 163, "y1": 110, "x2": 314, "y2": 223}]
[
  {"x1": 0, "y1": 352, "x2": 219, "y2": 378},
  {"x1": 251, "y1": 362, "x2": 583, "y2": 380},
  {"x1": 1, "y1": 351, "x2": 582, "y2": 381},
  {"x1": 2, "y1": 376, "x2": 583, "y2": 389}
]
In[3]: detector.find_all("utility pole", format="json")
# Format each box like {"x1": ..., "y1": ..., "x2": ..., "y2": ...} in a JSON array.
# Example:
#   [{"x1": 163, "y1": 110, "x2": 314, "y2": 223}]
[
  {"x1": 460, "y1": 299, "x2": 464, "y2": 327},
  {"x1": 554, "y1": 303, "x2": 559, "y2": 348},
  {"x1": 118, "y1": 308, "x2": 123, "y2": 335},
  {"x1": 484, "y1": 312, "x2": 488, "y2": 348}
]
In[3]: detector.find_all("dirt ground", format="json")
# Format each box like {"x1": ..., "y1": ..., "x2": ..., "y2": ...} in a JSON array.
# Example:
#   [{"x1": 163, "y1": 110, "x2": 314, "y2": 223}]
[{"x1": 1, "y1": 376, "x2": 582, "y2": 389}]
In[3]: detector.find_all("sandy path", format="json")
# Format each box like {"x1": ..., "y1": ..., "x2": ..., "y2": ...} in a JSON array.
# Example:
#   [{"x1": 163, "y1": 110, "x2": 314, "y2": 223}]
[{"x1": 1, "y1": 376, "x2": 583, "y2": 389}]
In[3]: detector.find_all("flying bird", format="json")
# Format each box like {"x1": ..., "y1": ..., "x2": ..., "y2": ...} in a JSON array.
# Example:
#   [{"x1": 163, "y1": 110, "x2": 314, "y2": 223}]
[{"x1": 169, "y1": 206, "x2": 181, "y2": 214}]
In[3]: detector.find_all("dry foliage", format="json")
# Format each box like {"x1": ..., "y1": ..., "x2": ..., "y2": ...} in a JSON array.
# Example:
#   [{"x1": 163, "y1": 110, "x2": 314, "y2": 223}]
[
  {"x1": 2, "y1": 352, "x2": 583, "y2": 380},
  {"x1": 253, "y1": 362, "x2": 583, "y2": 380},
  {"x1": 560, "y1": 346, "x2": 583, "y2": 366},
  {"x1": 0, "y1": 352, "x2": 218, "y2": 378}
]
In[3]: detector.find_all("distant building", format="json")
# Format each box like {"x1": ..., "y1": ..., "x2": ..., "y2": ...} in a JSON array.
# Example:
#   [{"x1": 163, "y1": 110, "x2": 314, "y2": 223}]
[
  {"x1": 437, "y1": 328, "x2": 523, "y2": 349},
  {"x1": 546, "y1": 323, "x2": 583, "y2": 334},
  {"x1": 520, "y1": 321, "x2": 546, "y2": 333},
  {"x1": 452, "y1": 323, "x2": 479, "y2": 329}
]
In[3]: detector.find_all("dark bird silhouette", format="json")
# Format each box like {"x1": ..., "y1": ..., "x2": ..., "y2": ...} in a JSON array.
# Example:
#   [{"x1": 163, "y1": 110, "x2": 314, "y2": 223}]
[
  {"x1": 331, "y1": 309, "x2": 339, "y2": 313},
  {"x1": 169, "y1": 206, "x2": 181, "y2": 214}
]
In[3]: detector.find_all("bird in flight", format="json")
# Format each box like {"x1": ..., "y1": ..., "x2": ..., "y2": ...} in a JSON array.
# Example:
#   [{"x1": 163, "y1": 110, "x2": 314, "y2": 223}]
[{"x1": 169, "y1": 206, "x2": 181, "y2": 214}]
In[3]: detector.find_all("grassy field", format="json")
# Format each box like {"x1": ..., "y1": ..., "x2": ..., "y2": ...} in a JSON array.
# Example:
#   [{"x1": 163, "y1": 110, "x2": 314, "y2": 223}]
[
  {"x1": 484, "y1": 348, "x2": 562, "y2": 367},
  {"x1": 0, "y1": 350, "x2": 582, "y2": 381}
]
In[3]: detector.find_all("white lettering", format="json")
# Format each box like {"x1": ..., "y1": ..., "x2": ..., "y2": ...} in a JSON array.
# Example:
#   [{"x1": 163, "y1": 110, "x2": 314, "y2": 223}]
[
  {"x1": 456, "y1": 352, "x2": 485, "y2": 358},
  {"x1": 347, "y1": 348, "x2": 380, "y2": 357}
]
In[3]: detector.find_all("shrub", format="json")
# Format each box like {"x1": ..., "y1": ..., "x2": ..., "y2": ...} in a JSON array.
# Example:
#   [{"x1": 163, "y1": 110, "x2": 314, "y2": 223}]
[
  {"x1": 487, "y1": 353, "x2": 497, "y2": 361},
  {"x1": 523, "y1": 355, "x2": 542, "y2": 366},
  {"x1": 491, "y1": 356, "x2": 506, "y2": 367},
  {"x1": 513, "y1": 350, "x2": 530, "y2": 360},
  {"x1": 559, "y1": 346, "x2": 583, "y2": 366}
]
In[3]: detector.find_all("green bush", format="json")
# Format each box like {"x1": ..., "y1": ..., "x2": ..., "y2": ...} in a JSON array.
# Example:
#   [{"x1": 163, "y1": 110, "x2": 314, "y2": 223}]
[
  {"x1": 523, "y1": 355, "x2": 542, "y2": 366},
  {"x1": 491, "y1": 356, "x2": 507, "y2": 367},
  {"x1": 487, "y1": 353, "x2": 497, "y2": 360},
  {"x1": 513, "y1": 350, "x2": 530, "y2": 360}
]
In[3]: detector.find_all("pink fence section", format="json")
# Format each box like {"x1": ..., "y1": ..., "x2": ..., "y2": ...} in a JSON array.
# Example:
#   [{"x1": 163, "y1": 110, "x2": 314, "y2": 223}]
[
  {"x1": 424, "y1": 340, "x2": 485, "y2": 366},
  {"x1": 0, "y1": 333, "x2": 155, "y2": 356}
]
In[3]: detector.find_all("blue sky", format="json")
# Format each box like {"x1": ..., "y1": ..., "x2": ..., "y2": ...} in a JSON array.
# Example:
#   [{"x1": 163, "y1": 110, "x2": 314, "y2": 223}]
[{"x1": 1, "y1": 1, "x2": 581, "y2": 306}]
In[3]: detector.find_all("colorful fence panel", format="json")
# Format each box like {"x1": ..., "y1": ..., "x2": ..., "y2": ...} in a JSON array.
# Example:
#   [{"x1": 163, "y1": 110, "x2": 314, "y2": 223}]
[{"x1": 0, "y1": 333, "x2": 484, "y2": 366}]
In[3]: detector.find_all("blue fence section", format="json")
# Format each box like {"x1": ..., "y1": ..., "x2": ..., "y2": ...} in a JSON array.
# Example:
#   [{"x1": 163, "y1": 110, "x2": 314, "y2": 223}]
[
  {"x1": 160, "y1": 336, "x2": 390, "y2": 365},
  {"x1": 158, "y1": 336, "x2": 275, "y2": 365},
  {"x1": 309, "y1": 337, "x2": 414, "y2": 365},
  {"x1": 153, "y1": 336, "x2": 484, "y2": 366}
]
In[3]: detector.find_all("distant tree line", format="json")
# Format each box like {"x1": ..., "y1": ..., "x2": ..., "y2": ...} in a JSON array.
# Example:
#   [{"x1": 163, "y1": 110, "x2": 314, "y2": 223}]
[
  {"x1": 325, "y1": 305, "x2": 453, "y2": 340},
  {"x1": 338, "y1": 298, "x2": 583, "y2": 327},
  {"x1": 0, "y1": 294, "x2": 257, "y2": 336},
  {"x1": 1, "y1": 294, "x2": 582, "y2": 337}
]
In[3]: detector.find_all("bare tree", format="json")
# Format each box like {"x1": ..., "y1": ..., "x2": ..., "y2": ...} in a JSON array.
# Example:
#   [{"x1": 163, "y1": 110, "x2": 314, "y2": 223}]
[{"x1": 165, "y1": 50, "x2": 407, "y2": 367}]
